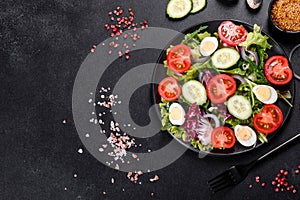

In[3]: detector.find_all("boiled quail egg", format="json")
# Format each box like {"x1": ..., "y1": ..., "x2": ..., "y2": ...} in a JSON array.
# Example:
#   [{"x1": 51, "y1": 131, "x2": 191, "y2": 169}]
[
  {"x1": 253, "y1": 85, "x2": 278, "y2": 104},
  {"x1": 199, "y1": 37, "x2": 219, "y2": 56},
  {"x1": 234, "y1": 125, "x2": 257, "y2": 147},
  {"x1": 169, "y1": 103, "x2": 186, "y2": 126}
]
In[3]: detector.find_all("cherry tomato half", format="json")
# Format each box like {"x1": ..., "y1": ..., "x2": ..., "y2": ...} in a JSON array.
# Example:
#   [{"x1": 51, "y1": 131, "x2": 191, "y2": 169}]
[
  {"x1": 253, "y1": 104, "x2": 283, "y2": 135},
  {"x1": 158, "y1": 77, "x2": 181, "y2": 101},
  {"x1": 218, "y1": 21, "x2": 248, "y2": 47},
  {"x1": 264, "y1": 55, "x2": 293, "y2": 86},
  {"x1": 206, "y1": 74, "x2": 236, "y2": 104},
  {"x1": 211, "y1": 126, "x2": 236, "y2": 149},
  {"x1": 167, "y1": 44, "x2": 192, "y2": 73}
]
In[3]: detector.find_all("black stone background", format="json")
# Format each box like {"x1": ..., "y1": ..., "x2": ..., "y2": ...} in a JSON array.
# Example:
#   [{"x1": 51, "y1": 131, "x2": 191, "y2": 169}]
[{"x1": 1, "y1": 0, "x2": 300, "y2": 199}]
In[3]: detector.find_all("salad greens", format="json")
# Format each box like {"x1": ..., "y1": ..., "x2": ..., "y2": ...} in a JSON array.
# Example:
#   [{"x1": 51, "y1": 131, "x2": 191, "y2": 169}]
[
  {"x1": 159, "y1": 22, "x2": 292, "y2": 152},
  {"x1": 240, "y1": 24, "x2": 272, "y2": 51}
]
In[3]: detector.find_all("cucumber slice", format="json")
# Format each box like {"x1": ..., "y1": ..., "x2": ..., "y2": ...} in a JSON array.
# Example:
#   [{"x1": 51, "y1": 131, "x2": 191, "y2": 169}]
[
  {"x1": 182, "y1": 80, "x2": 207, "y2": 105},
  {"x1": 211, "y1": 48, "x2": 240, "y2": 69},
  {"x1": 227, "y1": 95, "x2": 252, "y2": 120},
  {"x1": 167, "y1": 0, "x2": 192, "y2": 19},
  {"x1": 190, "y1": 0, "x2": 206, "y2": 13}
]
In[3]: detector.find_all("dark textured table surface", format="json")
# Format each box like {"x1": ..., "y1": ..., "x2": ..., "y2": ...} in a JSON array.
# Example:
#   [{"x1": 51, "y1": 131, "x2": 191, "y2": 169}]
[{"x1": 2, "y1": 0, "x2": 300, "y2": 199}]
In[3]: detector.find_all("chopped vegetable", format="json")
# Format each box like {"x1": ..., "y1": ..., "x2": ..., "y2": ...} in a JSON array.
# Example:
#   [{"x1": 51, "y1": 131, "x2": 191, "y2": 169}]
[
  {"x1": 181, "y1": 103, "x2": 214, "y2": 145},
  {"x1": 239, "y1": 24, "x2": 272, "y2": 50},
  {"x1": 166, "y1": 0, "x2": 192, "y2": 19},
  {"x1": 158, "y1": 20, "x2": 292, "y2": 152},
  {"x1": 211, "y1": 48, "x2": 240, "y2": 69},
  {"x1": 190, "y1": 0, "x2": 207, "y2": 13}
]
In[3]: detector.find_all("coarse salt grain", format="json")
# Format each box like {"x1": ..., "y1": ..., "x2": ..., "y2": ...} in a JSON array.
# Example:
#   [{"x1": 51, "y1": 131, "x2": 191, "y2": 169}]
[
  {"x1": 150, "y1": 175, "x2": 159, "y2": 182},
  {"x1": 132, "y1": 153, "x2": 138, "y2": 158}
]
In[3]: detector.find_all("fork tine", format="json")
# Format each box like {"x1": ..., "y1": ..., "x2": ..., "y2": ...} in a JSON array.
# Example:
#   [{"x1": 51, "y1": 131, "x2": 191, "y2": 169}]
[
  {"x1": 208, "y1": 171, "x2": 234, "y2": 193},
  {"x1": 207, "y1": 170, "x2": 228, "y2": 184},
  {"x1": 212, "y1": 181, "x2": 232, "y2": 193},
  {"x1": 209, "y1": 176, "x2": 229, "y2": 189}
]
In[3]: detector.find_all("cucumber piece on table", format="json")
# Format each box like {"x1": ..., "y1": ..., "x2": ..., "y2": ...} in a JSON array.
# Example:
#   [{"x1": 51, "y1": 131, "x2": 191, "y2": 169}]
[
  {"x1": 167, "y1": 0, "x2": 192, "y2": 19},
  {"x1": 182, "y1": 80, "x2": 207, "y2": 105},
  {"x1": 190, "y1": 0, "x2": 206, "y2": 13},
  {"x1": 211, "y1": 48, "x2": 240, "y2": 69},
  {"x1": 227, "y1": 95, "x2": 252, "y2": 120}
]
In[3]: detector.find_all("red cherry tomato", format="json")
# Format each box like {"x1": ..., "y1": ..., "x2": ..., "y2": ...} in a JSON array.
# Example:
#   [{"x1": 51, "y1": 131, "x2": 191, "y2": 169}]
[
  {"x1": 211, "y1": 126, "x2": 236, "y2": 149},
  {"x1": 206, "y1": 74, "x2": 236, "y2": 104},
  {"x1": 158, "y1": 77, "x2": 181, "y2": 101},
  {"x1": 167, "y1": 44, "x2": 192, "y2": 73},
  {"x1": 253, "y1": 104, "x2": 283, "y2": 135},
  {"x1": 264, "y1": 55, "x2": 293, "y2": 86},
  {"x1": 218, "y1": 21, "x2": 248, "y2": 47}
]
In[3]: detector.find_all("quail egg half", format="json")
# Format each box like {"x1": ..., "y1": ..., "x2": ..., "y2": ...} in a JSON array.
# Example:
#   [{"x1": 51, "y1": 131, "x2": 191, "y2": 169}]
[
  {"x1": 169, "y1": 103, "x2": 186, "y2": 126},
  {"x1": 253, "y1": 85, "x2": 278, "y2": 104},
  {"x1": 234, "y1": 125, "x2": 257, "y2": 147},
  {"x1": 199, "y1": 37, "x2": 219, "y2": 56}
]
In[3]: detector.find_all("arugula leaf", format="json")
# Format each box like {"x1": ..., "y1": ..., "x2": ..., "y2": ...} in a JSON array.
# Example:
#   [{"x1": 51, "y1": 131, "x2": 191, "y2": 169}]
[
  {"x1": 277, "y1": 91, "x2": 293, "y2": 107},
  {"x1": 225, "y1": 118, "x2": 253, "y2": 129},
  {"x1": 257, "y1": 132, "x2": 268, "y2": 143},
  {"x1": 181, "y1": 26, "x2": 208, "y2": 45},
  {"x1": 217, "y1": 67, "x2": 246, "y2": 76}
]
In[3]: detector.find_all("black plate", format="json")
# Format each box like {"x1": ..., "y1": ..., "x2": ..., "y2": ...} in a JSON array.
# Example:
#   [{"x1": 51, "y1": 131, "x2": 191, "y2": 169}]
[{"x1": 152, "y1": 20, "x2": 295, "y2": 156}]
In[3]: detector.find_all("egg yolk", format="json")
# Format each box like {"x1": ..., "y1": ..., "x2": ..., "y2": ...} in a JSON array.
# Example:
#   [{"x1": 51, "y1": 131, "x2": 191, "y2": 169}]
[
  {"x1": 202, "y1": 41, "x2": 215, "y2": 51},
  {"x1": 170, "y1": 107, "x2": 181, "y2": 120},
  {"x1": 256, "y1": 86, "x2": 271, "y2": 101},
  {"x1": 237, "y1": 127, "x2": 252, "y2": 141}
]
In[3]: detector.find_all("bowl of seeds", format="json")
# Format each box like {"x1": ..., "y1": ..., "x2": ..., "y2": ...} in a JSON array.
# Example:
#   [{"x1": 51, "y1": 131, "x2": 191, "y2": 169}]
[{"x1": 268, "y1": 0, "x2": 300, "y2": 34}]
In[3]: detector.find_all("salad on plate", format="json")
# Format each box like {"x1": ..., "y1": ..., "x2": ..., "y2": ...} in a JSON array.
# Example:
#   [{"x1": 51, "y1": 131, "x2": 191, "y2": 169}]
[{"x1": 158, "y1": 20, "x2": 293, "y2": 153}]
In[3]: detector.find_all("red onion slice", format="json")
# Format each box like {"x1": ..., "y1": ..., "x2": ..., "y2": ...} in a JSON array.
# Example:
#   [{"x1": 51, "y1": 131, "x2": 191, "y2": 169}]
[
  {"x1": 193, "y1": 56, "x2": 210, "y2": 63},
  {"x1": 232, "y1": 74, "x2": 246, "y2": 84},
  {"x1": 241, "y1": 47, "x2": 259, "y2": 65}
]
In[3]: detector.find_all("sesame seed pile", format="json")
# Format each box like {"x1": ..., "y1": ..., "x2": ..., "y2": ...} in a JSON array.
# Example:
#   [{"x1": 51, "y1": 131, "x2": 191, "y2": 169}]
[{"x1": 271, "y1": 0, "x2": 300, "y2": 32}]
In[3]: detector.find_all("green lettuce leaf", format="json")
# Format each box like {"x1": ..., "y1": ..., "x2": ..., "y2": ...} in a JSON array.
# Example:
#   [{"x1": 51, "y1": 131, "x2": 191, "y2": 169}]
[{"x1": 240, "y1": 24, "x2": 272, "y2": 50}]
